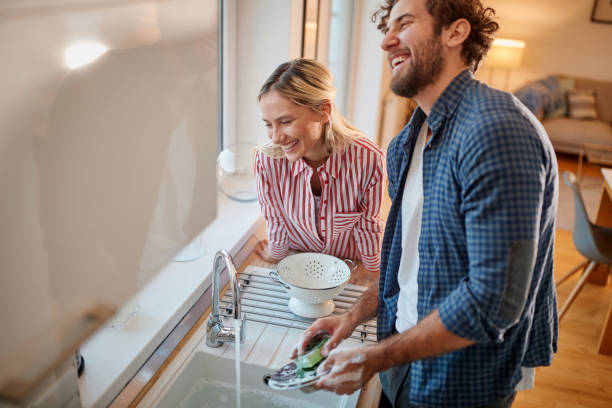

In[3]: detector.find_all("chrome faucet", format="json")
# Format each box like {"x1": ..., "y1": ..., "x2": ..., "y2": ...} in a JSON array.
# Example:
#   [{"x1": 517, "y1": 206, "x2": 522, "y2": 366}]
[{"x1": 206, "y1": 249, "x2": 246, "y2": 347}]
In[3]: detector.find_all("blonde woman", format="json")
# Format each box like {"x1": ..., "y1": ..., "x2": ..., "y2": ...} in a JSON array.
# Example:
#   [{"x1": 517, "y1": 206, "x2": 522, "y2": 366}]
[{"x1": 254, "y1": 58, "x2": 385, "y2": 273}]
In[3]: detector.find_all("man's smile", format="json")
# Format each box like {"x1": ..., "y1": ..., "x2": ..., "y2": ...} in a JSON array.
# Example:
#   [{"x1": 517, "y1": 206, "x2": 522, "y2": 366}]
[{"x1": 390, "y1": 52, "x2": 411, "y2": 70}]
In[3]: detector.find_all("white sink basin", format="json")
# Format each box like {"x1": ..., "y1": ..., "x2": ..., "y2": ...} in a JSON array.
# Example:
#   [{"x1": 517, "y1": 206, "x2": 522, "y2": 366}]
[{"x1": 152, "y1": 351, "x2": 360, "y2": 408}]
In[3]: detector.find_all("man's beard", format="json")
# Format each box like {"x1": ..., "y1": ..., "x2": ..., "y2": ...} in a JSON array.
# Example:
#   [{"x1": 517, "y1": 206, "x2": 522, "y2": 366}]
[{"x1": 391, "y1": 36, "x2": 444, "y2": 98}]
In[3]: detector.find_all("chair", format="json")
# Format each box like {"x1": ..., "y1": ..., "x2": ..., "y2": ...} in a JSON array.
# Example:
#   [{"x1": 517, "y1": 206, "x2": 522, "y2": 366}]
[{"x1": 556, "y1": 171, "x2": 612, "y2": 321}]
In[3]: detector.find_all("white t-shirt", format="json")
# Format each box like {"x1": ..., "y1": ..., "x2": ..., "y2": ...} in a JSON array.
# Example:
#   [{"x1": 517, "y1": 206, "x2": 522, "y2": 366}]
[
  {"x1": 395, "y1": 121, "x2": 428, "y2": 333},
  {"x1": 393, "y1": 121, "x2": 535, "y2": 390}
]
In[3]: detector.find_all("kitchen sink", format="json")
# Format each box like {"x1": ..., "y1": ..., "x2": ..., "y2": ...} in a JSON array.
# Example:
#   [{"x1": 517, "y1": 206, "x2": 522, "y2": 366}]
[{"x1": 151, "y1": 351, "x2": 360, "y2": 408}]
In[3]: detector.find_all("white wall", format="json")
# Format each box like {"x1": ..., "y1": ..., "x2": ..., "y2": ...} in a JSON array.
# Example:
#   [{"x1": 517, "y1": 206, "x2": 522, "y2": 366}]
[
  {"x1": 224, "y1": 0, "x2": 296, "y2": 147},
  {"x1": 478, "y1": 0, "x2": 612, "y2": 90},
  {"x1": 349, "y1": 0, "x2": 385, "y2": 141}
]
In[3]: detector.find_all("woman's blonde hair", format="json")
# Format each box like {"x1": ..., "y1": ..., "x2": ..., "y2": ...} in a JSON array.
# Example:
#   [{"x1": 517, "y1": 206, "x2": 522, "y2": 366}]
[{"x1": 257, "y1": 58, "x2": 363, "y2": 158}]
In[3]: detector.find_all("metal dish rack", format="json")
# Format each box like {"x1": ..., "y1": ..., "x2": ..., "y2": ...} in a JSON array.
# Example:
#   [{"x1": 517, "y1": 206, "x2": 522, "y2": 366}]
[{"x1": 219, "y1": 266, "x2": 377, "y2": 344}]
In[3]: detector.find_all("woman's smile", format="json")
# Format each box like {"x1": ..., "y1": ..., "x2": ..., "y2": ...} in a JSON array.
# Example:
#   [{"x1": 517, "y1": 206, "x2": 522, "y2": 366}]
[{"x1": 282, "y1": 139, "x2": 299, "y2": 152}]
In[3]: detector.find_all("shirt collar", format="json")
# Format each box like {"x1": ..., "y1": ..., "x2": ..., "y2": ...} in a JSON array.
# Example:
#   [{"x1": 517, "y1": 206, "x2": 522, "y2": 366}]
[
  {"x1": 427, "y1": 69, "x2": 473, "y2": 134},
  {"x1": 399, "y1": 107, "x2": 427, "y2": 152},
  {"x1": 399, "y1": 69, "x2": 474, "y2": 150},
  {"x1": 290, "y1": 149, "x2": 342, "y2": 179}
]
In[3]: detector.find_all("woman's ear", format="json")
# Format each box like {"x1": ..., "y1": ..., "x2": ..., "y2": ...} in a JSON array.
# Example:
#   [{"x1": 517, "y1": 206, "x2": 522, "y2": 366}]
[{"x1": 320, "y1": 101, "x2": 332, "y2": 123}]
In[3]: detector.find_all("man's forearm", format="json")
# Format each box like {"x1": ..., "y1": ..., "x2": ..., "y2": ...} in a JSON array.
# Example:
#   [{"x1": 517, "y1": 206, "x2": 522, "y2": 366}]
[
  {"x1": 346, "y1": 275, "x2": 379, "y2": 327},
  {"x1": 372, "y1": 309, "x2": 475, "y2": 373}
]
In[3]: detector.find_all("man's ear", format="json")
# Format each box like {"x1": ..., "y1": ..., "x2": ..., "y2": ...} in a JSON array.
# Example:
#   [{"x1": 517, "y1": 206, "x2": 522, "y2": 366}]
[{"x1": 444, "y1": 18, "x2": 471, "y2": 48}]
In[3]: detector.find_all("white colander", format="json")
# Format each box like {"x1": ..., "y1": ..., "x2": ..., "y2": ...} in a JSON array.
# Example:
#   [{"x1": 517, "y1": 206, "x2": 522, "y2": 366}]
[{"x1": 269, "y1": 253, "x2": 354, "y2": 318}]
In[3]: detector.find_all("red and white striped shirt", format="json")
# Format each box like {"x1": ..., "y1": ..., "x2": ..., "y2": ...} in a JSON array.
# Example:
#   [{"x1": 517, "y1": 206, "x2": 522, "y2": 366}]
[{"x1": 254, "y1": 136, "x2": 386, "y2": 271}]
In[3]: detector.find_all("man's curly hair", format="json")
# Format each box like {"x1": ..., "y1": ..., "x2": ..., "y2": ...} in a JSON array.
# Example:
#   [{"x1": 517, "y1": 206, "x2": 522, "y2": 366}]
[{"x1": 372, "y1": 0, "x2": 499, "y2": 71}]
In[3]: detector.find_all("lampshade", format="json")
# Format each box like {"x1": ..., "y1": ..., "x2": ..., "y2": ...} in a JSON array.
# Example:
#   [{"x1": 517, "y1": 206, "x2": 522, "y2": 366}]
[{"x1": 485, "y1": 38, "x2": 526, "y2": 69}]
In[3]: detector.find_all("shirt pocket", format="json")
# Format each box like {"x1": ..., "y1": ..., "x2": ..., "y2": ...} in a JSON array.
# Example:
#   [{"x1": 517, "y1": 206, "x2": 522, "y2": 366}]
[{"x1": 333, "y1": 212, "x2": 362, "y2": 240}]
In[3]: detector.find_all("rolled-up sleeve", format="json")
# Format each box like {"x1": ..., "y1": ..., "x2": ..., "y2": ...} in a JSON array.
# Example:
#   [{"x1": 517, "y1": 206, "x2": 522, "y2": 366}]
[
  {"x1": 254, "y1": 151, "x2": 289, "y2": 259},
  {"x1": 438, "y1": 117, "x2": 547, "y2": 343}
]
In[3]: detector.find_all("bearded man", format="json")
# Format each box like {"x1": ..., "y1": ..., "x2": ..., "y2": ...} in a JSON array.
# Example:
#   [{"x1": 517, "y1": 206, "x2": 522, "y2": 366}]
[{"x1": 293, "y1": 1, "x2": 559, "y2": 407}]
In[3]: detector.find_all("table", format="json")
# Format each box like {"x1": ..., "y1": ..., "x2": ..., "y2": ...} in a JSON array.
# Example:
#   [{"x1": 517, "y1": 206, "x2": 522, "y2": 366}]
[
  {"x1": 595, "y1": 168, "x2": 612, "y2": 354},
  {"x1": 577, "y1": 143, "x2": 612, "y2": 181}
]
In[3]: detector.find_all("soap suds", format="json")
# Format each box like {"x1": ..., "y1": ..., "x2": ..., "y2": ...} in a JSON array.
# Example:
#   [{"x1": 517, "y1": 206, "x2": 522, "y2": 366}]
[{"x1": 315, "y1": 347, "x2": 367, "y2": 391}]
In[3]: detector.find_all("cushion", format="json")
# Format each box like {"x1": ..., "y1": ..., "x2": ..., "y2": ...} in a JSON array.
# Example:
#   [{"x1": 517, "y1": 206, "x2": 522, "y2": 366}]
[
  {"x1": 574, "y1": 77, "x2": 612, "y2": 122},
  {"x1": 567, "y1": 89, "x2": 598, "y2": 120},
  {"x1": 543, "y1": 117, "x2": 612, "y2": 154},
  {"x1": 548, "y1": 77, "x2": 575, "y2": 118},
  {"x1": 514, "y1": 76, "x2": 564, "y2": 118}
]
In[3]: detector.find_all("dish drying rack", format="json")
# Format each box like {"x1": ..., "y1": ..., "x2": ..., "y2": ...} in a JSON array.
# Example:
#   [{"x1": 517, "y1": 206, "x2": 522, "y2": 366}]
[{"x1": 218, "y1": 266, "x2": 377, "y2": 344}]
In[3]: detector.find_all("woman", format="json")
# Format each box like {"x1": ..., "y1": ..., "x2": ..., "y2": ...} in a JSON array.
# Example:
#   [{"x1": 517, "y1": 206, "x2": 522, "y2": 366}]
[{"x1": 255, "y1": 58, "x2": 385, "y2": 273}]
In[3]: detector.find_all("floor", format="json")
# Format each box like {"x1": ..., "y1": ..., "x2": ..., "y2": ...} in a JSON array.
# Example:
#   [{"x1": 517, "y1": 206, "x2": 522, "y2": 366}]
[{"x1": 514, "y1": 154, "x2": 612, "y2": 408}]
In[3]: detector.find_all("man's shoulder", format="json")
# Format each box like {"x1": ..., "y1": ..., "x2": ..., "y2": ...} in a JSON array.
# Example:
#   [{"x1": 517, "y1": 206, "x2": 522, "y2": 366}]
[
  {"x1": 461, "y1": 81, "x2": 520, "y2": 116},
  {"x1": 450, "y1": 83, "x2": 556, "y2": 170},
  {"x1": 457, "y1": 82, "x2": 550, "y2": 145}
]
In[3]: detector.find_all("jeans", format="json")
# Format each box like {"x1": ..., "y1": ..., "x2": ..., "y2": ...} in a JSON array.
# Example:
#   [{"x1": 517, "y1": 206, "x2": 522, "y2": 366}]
[{"x1": 378, "y1": 365, "x2": 517, "y2": 408}]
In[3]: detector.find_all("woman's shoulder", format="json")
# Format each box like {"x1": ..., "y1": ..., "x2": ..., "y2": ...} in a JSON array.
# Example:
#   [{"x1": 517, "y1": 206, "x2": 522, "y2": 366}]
[
  {"x1": 347, "y1": 135, "x2": 385, "y2": 159},
  {"x1": 339, "y1": 136, "x2": 385, "y2": 179}
]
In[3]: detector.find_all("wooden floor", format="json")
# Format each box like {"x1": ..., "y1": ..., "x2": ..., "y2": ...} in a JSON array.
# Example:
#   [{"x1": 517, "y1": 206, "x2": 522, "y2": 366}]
[{"x1": 514, "y1": 154, "x2": 612, "y2": 408}]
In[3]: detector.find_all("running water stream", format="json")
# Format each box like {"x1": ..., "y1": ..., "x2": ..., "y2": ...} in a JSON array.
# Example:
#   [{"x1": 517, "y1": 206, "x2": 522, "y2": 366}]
[{"x1": 234, "y1": 319, "x2": 242, "y2": 408}]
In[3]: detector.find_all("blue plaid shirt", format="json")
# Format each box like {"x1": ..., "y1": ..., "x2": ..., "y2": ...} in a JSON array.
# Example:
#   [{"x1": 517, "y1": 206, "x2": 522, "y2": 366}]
[{"x1": 378, "y1": 70, "x2": 559, "y2": 407}]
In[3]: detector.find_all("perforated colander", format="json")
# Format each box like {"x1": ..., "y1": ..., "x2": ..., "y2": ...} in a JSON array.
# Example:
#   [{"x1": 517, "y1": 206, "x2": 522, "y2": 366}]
[{"x1": 269, "y1": 253, "x2": 355, "y2": 318}]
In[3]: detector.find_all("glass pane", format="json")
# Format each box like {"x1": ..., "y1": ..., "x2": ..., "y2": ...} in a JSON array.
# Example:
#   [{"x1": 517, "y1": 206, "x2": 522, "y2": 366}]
[{"x1": 327, "y1": 0, "x2": 356, "y2": 116}]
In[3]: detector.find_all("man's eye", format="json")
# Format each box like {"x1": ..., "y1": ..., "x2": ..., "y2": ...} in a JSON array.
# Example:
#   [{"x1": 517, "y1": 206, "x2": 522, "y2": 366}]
[
  {"x1": 264, "y1": 123, "x2": 272, "y2": 128},
  {"x1": 281, "y1": 120, "x2": 292, "y2": 125}
]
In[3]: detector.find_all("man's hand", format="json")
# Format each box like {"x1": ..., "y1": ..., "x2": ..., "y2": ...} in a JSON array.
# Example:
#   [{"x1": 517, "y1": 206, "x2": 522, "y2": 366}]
[
  {"x1": 313, "y1": 345, "x2": 382, "y2": 395},
  {"x1": 290, "y1": 313, "x2": 359, "y2": 359},
  {"x1": 291, "y1": 277, "x2": 379, "y2": 359},
  {"x1": 254, "y1": 240, "x2": 281, "y2": 264}
]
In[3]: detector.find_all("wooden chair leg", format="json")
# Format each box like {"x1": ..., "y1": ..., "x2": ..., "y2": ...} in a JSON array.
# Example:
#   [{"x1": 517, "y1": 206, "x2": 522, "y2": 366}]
[
  {"x1": 559, "y1": 261, "x2": 597, "y2": 321},
  {"x1": 556, "y1": 259, "x2": 589, "y2": 287}
]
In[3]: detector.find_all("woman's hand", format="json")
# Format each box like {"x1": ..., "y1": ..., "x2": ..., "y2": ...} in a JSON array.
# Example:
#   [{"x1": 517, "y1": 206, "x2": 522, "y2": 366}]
[{"x1": 254, "y1": 240, "x2": 281, "y2": 264}]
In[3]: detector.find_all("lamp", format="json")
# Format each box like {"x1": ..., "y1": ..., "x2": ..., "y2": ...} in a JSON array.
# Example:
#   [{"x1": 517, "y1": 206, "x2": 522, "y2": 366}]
[{"x1": 485, "y1": 38, "x2": 526, "y2": 90}]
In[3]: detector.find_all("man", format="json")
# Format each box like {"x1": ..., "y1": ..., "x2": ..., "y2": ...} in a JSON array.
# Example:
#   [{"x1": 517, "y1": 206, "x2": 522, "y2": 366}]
[{"x1": 292, "y1": 0, "x2": 559, "y2": 407}]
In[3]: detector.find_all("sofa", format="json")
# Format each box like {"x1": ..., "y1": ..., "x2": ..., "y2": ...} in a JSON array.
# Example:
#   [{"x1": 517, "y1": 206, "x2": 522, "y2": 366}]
[{"x1": 514, "y1": 75, "x2": 612, "y2": 155}]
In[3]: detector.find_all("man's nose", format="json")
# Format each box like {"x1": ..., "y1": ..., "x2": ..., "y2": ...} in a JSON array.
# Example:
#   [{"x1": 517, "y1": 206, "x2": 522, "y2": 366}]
[{"x1": 381, "y1": 30, "x2": 398, "y2": 51}]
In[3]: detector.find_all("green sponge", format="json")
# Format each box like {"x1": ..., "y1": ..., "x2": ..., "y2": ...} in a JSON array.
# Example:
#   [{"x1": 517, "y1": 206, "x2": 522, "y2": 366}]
[{"x1": 294, "y1": 337, "x2": 329, "y2": 370}]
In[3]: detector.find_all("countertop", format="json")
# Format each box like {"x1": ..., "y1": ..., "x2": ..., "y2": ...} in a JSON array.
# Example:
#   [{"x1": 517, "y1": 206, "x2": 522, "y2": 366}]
[{"x1": 134, "y1": 247, "x2": 382, "y2": 407}]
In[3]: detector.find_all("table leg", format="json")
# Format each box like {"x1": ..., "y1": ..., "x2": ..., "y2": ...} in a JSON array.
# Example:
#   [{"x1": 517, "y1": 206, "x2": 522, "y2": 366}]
[
  {"x1": 598, "y1": 302, "x2": 612, "y2": 355},
  {"x1": 586, "y1": 185, "x2": 612, "y2": 285},
  {"x1": 577, "y1": 148, "x2": 585, "y2": 182},
  {"x1": 594, "y1": 181, "x2": 612, "y2": 354},
  {"x1": 595, "y1": 183, "x2": 612, "y2": 226}
]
